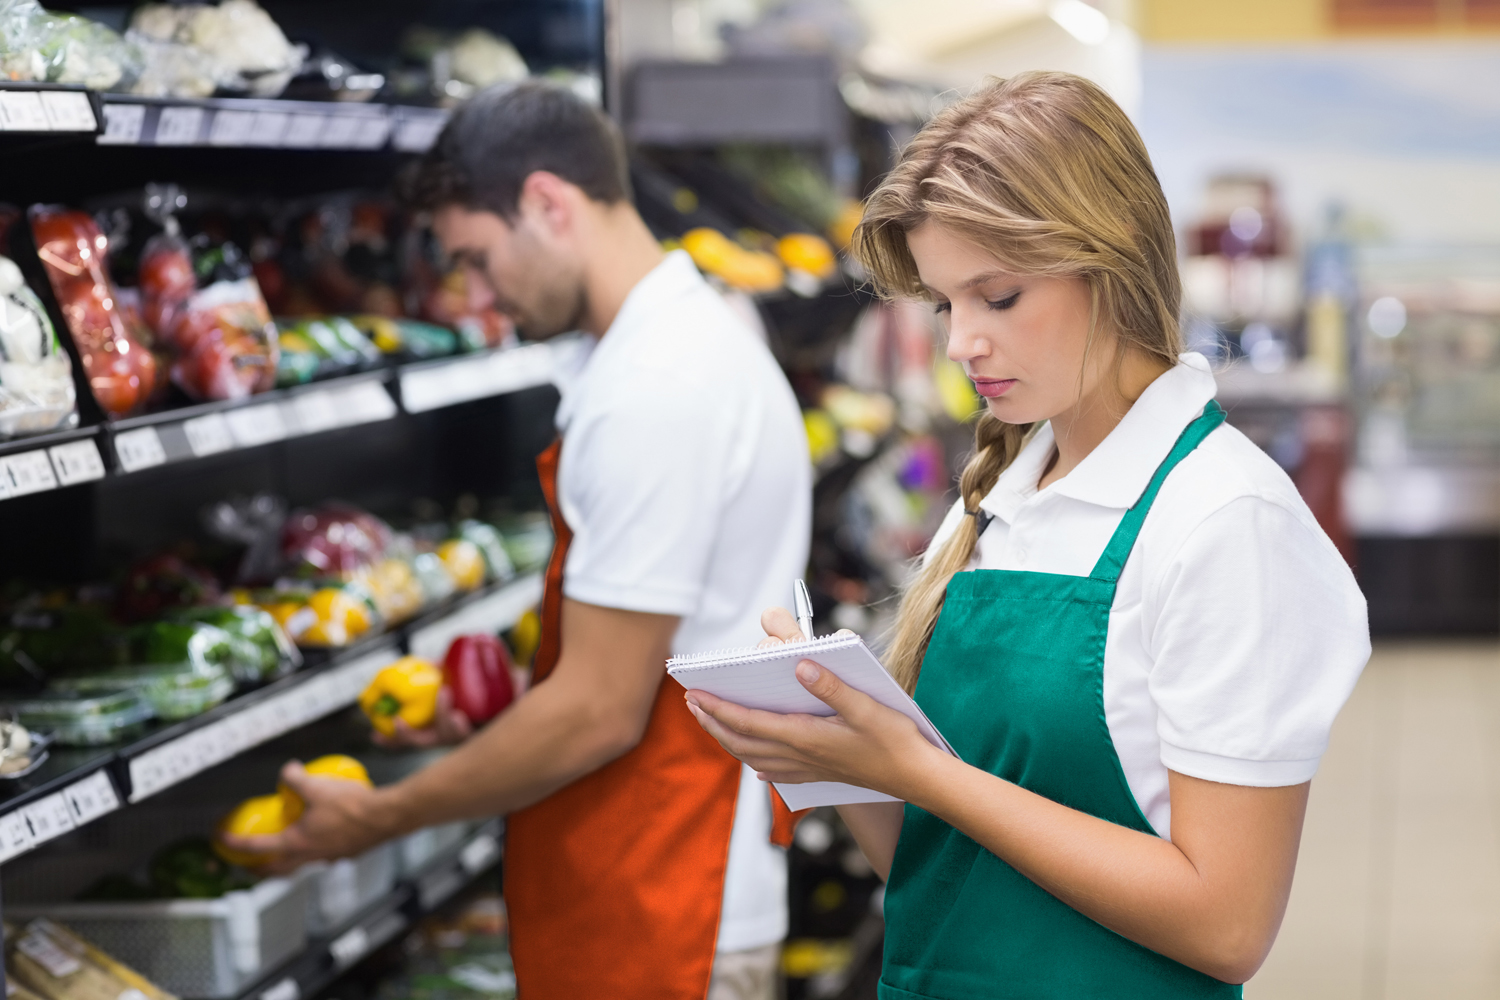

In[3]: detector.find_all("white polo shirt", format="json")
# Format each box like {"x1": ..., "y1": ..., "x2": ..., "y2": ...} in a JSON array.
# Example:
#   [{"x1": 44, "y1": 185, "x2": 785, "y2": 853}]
[
  {"x1": 925, "y1": 353, "x2": 1369, "y2": 838},
  {"x1": 554, "y1": 250, "x2": 812, "y2": 951}
]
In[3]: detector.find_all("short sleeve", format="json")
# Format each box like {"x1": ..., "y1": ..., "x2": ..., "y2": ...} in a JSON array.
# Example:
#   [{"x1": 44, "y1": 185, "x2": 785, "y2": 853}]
[
  {"x1": 1145, "y1": 496, "x2": 1371, "y2": 787},
  {"x1": 558, "y1": 377, "x2": 731, "y2": 617}
]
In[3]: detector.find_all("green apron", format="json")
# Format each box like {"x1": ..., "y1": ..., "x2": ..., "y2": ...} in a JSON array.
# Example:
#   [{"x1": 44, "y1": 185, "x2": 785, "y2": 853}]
[{"x1": 880, "y1": 401, "x2": 1241, "y2": 1000}]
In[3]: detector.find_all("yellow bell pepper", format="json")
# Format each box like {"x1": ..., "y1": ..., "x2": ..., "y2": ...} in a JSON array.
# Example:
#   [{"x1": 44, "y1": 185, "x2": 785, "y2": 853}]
[
  {"x1": 280, "y1": 754, "x2": 372, "y2": 823},
  {"x1": 437, "y1": 539, "x2": 485, "y2": 591},
  {"x1": 777, "y1": 233, "x2": 837, "y2": 279},
  {"x1": 359, "y1": 656, "x2": 443, "y2": 736},
  {"x1": 506, "y1": 609, "x2": 541, "y2": 667},
  {"x1": 214, "y1": 794, "x2": 288, "y2": 867}
]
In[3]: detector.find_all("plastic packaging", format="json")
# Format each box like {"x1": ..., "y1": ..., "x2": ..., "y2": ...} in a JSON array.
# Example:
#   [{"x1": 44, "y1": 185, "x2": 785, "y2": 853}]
[
  {"x1": 0, "y1": 254, "x2": 77, "y2": 438},
  {"x1": 273, "y1": 316, "x2": 379, "y2": 387},
  {"x1": 281, "y1": 502, "x2": 391, "y2": 578},
  {"x1": 8, "y1": 688, "x2": 152, "y2": 746},
  {"x1": 494, "y1": 512, "x2": 554, "y2": 572},
  {"x1": 31, "y1": 207, "x2": 160, "y2": 418},
  {"x1": 129, "y1": 0, "x2": 304, "y2": 97},
  {"x1": 172, "y1": 605, "x2": 300, "y2": 683}
]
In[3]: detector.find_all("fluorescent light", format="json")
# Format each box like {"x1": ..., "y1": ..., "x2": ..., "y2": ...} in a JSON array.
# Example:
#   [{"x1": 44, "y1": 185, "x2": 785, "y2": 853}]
[{"x1": 1049, "y1": 0, "x2": 1110, "y2": 45}]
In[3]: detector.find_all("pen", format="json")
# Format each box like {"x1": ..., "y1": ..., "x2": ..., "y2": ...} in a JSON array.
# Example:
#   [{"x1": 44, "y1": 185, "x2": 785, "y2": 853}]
[{"x1": 793, "y1": 579, "x2": 814, "y2": 641}]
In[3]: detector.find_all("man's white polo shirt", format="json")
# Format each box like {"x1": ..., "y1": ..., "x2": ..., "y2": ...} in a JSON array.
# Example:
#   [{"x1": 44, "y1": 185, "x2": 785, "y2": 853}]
[
  {"x1": 926, "y1": 353, "x2": 1370, "y2": 838},
  {"x1": 554, "y1": 250, "x2": 812, "y2": 951}
]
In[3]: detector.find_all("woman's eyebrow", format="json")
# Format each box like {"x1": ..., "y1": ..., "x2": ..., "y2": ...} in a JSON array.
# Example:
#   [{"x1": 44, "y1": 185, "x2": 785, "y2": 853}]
[{"x1": 961, "y1": 271, "x2": 1019, "y2": 290}]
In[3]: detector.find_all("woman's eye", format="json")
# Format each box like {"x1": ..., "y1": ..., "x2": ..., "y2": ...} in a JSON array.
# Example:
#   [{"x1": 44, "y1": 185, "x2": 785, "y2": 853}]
[
  {"x1": 932, "y1": 301, "x2": 952, "y2": 315},
  {"x1": 986, "y1": 292, "x2": 1021, "y2": 311}
]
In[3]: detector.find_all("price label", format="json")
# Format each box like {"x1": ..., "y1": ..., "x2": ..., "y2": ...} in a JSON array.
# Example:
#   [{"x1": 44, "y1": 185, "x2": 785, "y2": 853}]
[
  {"x1": 329, "y1": 926, "x2": 370, "y2": 967},
  {"x1": 459, "y1": 832, "x2": 500, "y2": 874},
  {"x1": 99, "y1": 103, "x2": 146, "y2": 145},
  {"x1": 352, "y1": 115, "x2": 392, "y2": 149},
  {"x1": 63, "y1": 770, "x2": 120, "y2": 826},
  {"x1": 0, "y1": 91, "x2": 50, "y2": 131},
  {"x1": 39, "y1": 91, "x2": 96, "y2": 131},
  {"x1": 319, "y1": 114, "x2": 362, "y2": 149},
  {"x1": 154, "y1": 106, "x2": 205, "y2": 146},
  {"x1": 183, "y1": 413, "x2": 234, "y2": 456},
  {"x1": 226, "y1": 404, "x2": 288, "y2": 448},
  {"x1": 260, "y1": 978, "x2": 300, "y2": 1000},
  {"x1": 409, "y1": 576, "x2": 542, "y2": 661},
  {"x1": 338, "y1": 381, "x2": 398, "y2": 425},
  {"x1": 0, "y1": 810, "x2": 35, "y2": 862},
  {"x1": 23, "y1": 793, "x2": 75, "y2": 844},
  {"x1": 393, "y1": 114, "x2": 446, "y2": 153},
  {"x1": 283, "y1": 115, "x2": 325, "y2": 148},
  {"x1": 1, "y1": 450, "x2": 59, "y2": 497},
  {"x1": 113, "y1": 427, "x2": 167, "y2": 472},
  {"x1": 48, "y1": 439, "x2": 105, "y2": 485},
  {"x1": 208, "y1": 109, "x2": 256, "y2": 146},
  {"x1": 249, "y1": 111, "x2": 290, "y2": 146},
  {"x1": 289, "y1": 391, "x2": 339, "y2": 435}
]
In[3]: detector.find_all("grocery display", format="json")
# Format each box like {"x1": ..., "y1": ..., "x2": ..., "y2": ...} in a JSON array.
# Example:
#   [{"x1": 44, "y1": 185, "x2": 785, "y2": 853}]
[{"x1": 0, "y1": 4, "x2": 910, "y2": 999}]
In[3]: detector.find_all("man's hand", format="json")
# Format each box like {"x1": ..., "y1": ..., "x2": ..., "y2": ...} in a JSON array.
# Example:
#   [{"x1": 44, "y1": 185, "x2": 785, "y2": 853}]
[
  {"x1": 248, "y1": 599, "x2": 677, "y2": 864},
  {"x1": 373, "y1": 686, "x2": 474, "y2": 748},
  {"x1": 220, "y1": 761, "x2": 395, "y2": 873}
]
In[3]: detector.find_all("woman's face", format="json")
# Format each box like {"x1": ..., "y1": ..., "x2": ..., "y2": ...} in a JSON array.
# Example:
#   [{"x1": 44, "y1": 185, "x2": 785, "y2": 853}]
[{"x1": 908, "y1": 221, "x2": 1114, "y2": 426}]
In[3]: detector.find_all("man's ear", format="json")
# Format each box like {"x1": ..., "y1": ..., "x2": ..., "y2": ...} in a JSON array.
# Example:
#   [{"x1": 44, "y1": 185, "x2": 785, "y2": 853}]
[{"x1": 516, "y1": 171, "x2": 578, "y2": 239}]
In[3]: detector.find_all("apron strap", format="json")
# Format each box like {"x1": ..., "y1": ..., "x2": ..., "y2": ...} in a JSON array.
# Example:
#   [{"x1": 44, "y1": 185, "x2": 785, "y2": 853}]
[{"x1": 1088, "y1": 400, "x2": 1226, "y2": 583}]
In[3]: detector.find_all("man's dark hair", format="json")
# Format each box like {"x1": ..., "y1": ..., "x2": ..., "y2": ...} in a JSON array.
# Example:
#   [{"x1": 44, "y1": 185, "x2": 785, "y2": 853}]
[{"x1": 404, "y1": 81, "x2": 632, "y2": 217}]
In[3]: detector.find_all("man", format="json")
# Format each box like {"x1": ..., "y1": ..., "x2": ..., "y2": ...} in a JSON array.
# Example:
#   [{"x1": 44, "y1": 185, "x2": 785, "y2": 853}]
[{"x1": 227, "y1": 82, "x2": 811, "y2": 1000}]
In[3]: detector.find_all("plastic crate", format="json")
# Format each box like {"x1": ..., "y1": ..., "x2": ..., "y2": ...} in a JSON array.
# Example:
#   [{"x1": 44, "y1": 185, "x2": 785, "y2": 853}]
[
  {"x1": 12, "y1": 873, "x2": 310, "y2": 999},
  {"x1": 305, "y1": 841, "x2": 397, "y2": 934},
  {"x1": 396, "y1": 821, "x2": 472, "y2": 878}
]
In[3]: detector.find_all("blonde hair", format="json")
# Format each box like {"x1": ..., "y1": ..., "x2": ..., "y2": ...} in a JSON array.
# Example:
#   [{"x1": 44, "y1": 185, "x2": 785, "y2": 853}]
[{"x1": 855, "y1": 72, "x2": 1183, "y2": 693}]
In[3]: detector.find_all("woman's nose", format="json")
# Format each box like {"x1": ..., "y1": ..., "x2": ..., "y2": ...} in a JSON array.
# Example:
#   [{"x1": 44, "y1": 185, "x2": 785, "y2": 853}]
[{"x1": 945, "y1": 309, "x2": 990, "y2": 365}]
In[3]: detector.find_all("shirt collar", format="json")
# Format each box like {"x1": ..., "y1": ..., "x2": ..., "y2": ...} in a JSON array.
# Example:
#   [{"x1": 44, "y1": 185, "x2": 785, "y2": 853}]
[
  {"x1": 978, "y1": 352, "x2": 1219, "y2": 517},
  {"x1": 556, "y1": 250, "x2": 701, "y2": 433}
]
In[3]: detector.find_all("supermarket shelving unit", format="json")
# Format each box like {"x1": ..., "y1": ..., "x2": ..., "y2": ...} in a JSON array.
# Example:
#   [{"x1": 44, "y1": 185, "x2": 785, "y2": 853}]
[{"x1": 0, "y1": 1, "x2": 609, "y2": 994}]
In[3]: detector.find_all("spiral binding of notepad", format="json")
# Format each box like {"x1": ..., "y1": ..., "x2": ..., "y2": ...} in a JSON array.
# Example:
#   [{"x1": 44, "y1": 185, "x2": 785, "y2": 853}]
[{"x1": 666, "y1": 632, "x2": 866, "y2": 668}]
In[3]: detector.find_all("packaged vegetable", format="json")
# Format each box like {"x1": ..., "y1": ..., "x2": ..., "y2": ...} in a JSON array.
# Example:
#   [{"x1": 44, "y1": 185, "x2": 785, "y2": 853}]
[
  {"x1": 115, "y1": 553, "x2": 222, "y2": 623},
  {"x1": 366, "y1": 556, "x2": 425, "y2": 625},
  {"x1": 458, "y1": 520, "x2": 515, "y2": 584},
  {"x1": 437, "y1": 538, "x2": 485, "y2": 592},
  {"x1": 213, "y1": 795, "x2": 286, "y2": 867},
  {"x1": 30, "y1": 207, "x2": 159, "y2": 417},
  {"x1": 493, "y1": 513, "x2": 553, "y2": 572},
  {"x1": 273, "y1": 316, "x2": 379, "y2": 386},
  {"x1": 7, "y1": 688, "x2": 151, "y2": 746},
  {"x1": 281, "y1": 503, "x2": 391, "y2": 578},
  {"x1": 31, "y1": 9, "x2": 143, "y2": 91},
  {"x1": 152, "y1": 836, "x2": 255, "y2": 897},
  {"x1": 352, "y1": 315, "x2": 458, "y2": 361},
  {"x1": 0, "y1": 254, "x2": 77, "y2": 438},
  {"x1": 9, "y1": 918, "x2": 176, "y2": 1000},
  {"x1": 173, "y1": 604, "x2": 299, "y2": 683},
  {"x1": 260, "y1": 583, "x2": 378, "y2": 648},
  {"x1": 411, "y1": 551, "x2": 456, "y2": 605},
  {"x1": 279, "y1": 753, "x2": 371, "y2": 822},
  {"x1": 442, "y1": 635, "x2": 514, "y2": 725},
  {"x1": 360, "y1": 656, "x2": 442, "y2": 736},
  {"x1": 129, "y1": 0, "x2": 304, "y2": 97}
]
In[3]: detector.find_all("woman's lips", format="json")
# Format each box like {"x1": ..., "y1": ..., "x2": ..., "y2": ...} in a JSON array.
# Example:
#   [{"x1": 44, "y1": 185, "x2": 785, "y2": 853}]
[{"x1": 971, "y1": 377, "x2": 1017, "y2": 398}]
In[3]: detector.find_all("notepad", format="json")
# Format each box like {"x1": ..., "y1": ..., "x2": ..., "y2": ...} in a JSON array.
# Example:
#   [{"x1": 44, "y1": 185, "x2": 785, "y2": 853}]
[{"x1": 667, "y1": 633, "x2": 955, "y2": 811}]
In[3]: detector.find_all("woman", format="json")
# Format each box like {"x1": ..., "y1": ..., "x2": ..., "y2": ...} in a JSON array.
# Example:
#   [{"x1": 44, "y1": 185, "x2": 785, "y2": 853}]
[{"x1": 685, "y1": 72, "x2": 1368, "y2": 998}]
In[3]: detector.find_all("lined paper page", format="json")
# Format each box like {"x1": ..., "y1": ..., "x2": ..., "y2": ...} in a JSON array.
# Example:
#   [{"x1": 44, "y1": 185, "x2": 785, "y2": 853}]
[{"x1": 668, "y1": 635, "x2": 953, "y2": 810}]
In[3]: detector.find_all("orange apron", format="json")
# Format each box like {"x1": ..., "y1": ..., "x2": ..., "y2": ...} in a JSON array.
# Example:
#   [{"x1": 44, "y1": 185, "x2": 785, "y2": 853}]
[{"x1": 506, "y1": 440, "x2": 804, "y2": 999}]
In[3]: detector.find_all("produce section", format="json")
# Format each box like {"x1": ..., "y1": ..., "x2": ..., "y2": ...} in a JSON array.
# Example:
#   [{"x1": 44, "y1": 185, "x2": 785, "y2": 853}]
[{"x1": 0, "y1": 6, "x2": 595, "y2": 998}]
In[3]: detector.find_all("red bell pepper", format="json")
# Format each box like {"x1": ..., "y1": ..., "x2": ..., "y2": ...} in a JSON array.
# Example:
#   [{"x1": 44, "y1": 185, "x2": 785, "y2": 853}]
[{"x1": 442, "y1": 634, "x2": 515, "y2": 724}]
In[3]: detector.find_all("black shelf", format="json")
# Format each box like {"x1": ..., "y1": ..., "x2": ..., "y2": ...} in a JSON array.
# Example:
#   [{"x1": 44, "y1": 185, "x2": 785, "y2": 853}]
[
  {"x1": 0, "y1": 573, "x2": 541, "y2": 866},
  {"x1": 238, "y1": 819, "x2": 503, "y2": 1000},
  {"x1": 0, "y1": 341, "x2": 569, "y2": 500}
]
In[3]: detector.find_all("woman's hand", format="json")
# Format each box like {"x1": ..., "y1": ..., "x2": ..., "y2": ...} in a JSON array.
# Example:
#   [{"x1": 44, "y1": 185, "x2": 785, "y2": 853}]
[{"x1": 684, "y1": 607, "x2": 942, "y2": 800}]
